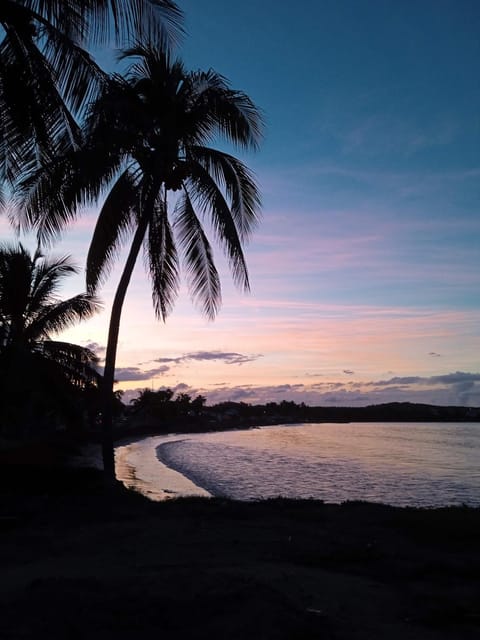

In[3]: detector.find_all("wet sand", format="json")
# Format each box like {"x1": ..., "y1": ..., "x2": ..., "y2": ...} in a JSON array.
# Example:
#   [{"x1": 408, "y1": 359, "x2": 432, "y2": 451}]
[{"x1": 1, "y1": 462, "x2": 479, "y2": 639}]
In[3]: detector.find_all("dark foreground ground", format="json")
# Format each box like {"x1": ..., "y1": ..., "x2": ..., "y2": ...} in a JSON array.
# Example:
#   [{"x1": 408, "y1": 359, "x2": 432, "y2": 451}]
[{"x1": 1, "y1": 465, "x2": 479, "y2": 640}]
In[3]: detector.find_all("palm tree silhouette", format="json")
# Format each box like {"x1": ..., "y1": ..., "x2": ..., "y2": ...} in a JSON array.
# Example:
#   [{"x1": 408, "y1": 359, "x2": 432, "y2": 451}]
[
  {"x1": 0, "y1": 1, "x2": 182, "y2": 192},
  {"x1": 0, "y1": 243, "x2": 101, "y2": 436},
  {"x1": 19, "y1": 43, "x2": 263, "y2": 481}
]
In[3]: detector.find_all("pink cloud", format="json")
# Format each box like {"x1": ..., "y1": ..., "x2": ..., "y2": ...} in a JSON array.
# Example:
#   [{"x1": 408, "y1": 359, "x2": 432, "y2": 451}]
[{"x1": 121, "y1": 369, "x2": 480, "y2": 407}]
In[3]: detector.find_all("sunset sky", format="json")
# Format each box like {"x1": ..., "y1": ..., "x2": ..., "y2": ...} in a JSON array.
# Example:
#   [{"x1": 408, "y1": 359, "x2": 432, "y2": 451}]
[{"x1": 3, "y1": 0, "x2": 479, "y2": 406}]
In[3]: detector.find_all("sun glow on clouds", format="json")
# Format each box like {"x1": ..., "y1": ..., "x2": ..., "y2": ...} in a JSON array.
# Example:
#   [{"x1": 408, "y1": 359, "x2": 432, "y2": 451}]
[
  {"x1": 119, "y1": 372, "x2": 480, "y2": 409},
  {"x1": 62, "y1": 285, "x2": 480, "y2": 406},
  {"x1": 3, "y1": 1, "x2": 479, "y2": 407},
  {"x1": 5, "y1": 187, "x2": 480, "y2": 408},
  {"x1": 56, "y1": 190, "x2": 479, "y2": 405}
]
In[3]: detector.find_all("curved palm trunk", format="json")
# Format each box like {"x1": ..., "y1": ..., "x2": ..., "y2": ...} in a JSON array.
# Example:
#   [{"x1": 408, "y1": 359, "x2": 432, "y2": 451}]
[{"x1": 101, "y1": 215, "x2": 150, "y2": 484}]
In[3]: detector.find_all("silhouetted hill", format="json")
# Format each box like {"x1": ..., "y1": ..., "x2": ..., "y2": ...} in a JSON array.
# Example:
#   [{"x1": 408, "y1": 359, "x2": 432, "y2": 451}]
[{"x1": 306, "y1": 402, "x2": 480, "y2": 423}]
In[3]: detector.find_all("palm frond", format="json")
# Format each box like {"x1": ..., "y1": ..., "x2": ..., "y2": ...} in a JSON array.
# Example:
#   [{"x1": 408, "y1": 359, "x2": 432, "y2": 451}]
[
  {"x1": 85, "y1": 1, "x2": 183, "y2": 48},
  {"x1": 39, "y1": 340, "x2": 98, "y2": 367},
  {"x1": 185, "y1": 163, "x2": 250, "y2": 293},
  {"x1": 0, "y1": 1, "x2": 183, "y2": 191},
  {"x1": 25, "y1": 293, "x2": 102, "y2": 341},
  {"x1": 173, "y1": 190, "x2": 221, "y2": 320},
  {"x1": 0, "y1": 242, "x2": 103, "y2": 434},
  {"x1": 0, "y1": 26, "x2": 81, "y2": 170},
  {"x1": 39, "y1": 340, "x2": 101, "y2": 387},
  {"x1": 28, "y1": 253, "x2": 78, "y2": 316},
  {"x1": 0, "y1": 31, "x2": 54, "y2": 167},
  {"x1": 0, "y1": 243, "x2": 32, "y2": 335},
  {"x1": 86, "y1": 169, "x2": 140, "y2": 293},
  {"x1": 120, "y1": 40, "x2": 182, "y2": 79},
  {"x1": 188, "y1": 146, "x2": 261, "y2": 241},
  {"x1": 84, "y1": 73, "x2": 148, "y2": 150},
  {"x1": 187, "y1": 69, "x2": 264, "y2": 150},
  {"x1": 15, "y1": 140, "x2": 126, "y2": 244},
  {"x1": 38, "y1": 19, "x2": 107, "y2": 115},
  {"x1": 20, "y1": 1, "x2": 89, "y2": 43},
  {"x1": 14, "y1": 1, "x2": 183, "y2": 48},
  {"x1": 145, "y1": 195, "x2": 179, "y2": 321}
]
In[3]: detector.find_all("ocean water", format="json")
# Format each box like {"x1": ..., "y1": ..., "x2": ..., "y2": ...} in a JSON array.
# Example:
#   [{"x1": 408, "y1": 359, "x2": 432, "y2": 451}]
[{"x1": 115, "y1": 422, "x2": 480, "y2": 507}]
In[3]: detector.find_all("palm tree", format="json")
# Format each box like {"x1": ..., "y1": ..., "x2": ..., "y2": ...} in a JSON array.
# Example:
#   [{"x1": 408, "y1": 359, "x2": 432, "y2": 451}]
[
  {"x1": 0, "y1": 243, "x2": 101, "y2": 436},
  {"x1": 0, "y1": 1, "x2": 182, "y2": 196},
  {"x1": 18, "y1": 43, "x2": 263, "y2": 481}
]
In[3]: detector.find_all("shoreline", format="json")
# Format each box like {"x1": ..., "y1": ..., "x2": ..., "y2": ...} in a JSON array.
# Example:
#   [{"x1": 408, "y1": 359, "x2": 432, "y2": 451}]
[
  {"x1": 112, "y1": 423, "x2": 480, "y2": 509},
  {"x1": 115, "y1": 434, "x2": 210, "y2": 501},
  {"x1": 3, "y1": 421, "x2": 478, "y2": 508}
]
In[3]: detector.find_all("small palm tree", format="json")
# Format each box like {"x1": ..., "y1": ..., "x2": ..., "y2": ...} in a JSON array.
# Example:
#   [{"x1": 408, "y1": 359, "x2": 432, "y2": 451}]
[
  {"x1": 18, "y1": 43, "x2": 263, "y2": 481},
  {"x1": 0, "y1": 1, "x2": 182, "y2": 193},
  {"x1": 0, "y1": 243, "x2": 101, "y2": 436}
]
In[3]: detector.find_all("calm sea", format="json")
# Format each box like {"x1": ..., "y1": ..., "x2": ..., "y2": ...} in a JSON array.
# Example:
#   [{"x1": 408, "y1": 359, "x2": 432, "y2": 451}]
[{"x1": 115, "y1": 422, "x2": 480, "y2": 507}]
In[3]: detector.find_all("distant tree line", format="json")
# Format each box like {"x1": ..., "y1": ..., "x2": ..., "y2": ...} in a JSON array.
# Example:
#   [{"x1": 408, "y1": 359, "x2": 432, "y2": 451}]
[
  {"x1": 116, "y1": 393, "x2": 480, "y2": 439},
  {"x1": 130, "y1": 388, "x2": 207, "y2": 421}
]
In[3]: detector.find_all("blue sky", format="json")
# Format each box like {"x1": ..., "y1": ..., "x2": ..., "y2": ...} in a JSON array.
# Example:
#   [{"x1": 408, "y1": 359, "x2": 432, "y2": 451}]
[{"x1": 3, "y1": 0, "x2": 479, "y2": 406}]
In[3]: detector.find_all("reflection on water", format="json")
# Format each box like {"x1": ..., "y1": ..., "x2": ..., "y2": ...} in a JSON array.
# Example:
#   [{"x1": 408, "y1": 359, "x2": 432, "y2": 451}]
[{"x1": 115, "y1": 423, "x2": 480, "y2": 507}]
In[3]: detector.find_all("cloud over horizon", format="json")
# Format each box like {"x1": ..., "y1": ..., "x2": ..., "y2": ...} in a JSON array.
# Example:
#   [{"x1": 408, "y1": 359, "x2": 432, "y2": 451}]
[
  {"x1": 114, "y1": 366, "x2": 170, "y2": 382},
  {"x1": 153, "y1": 350, "x2": 263, "y2": 366},
  {"x1": 113, "y1": 351, "x2": 262, "y2": 383},
  {"x1": 120, "y1": 370, "x2": 480, "y2": 408}
]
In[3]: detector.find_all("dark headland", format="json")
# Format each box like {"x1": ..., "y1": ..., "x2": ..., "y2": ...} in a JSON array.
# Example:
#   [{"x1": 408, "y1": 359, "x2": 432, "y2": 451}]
[{"x1": 1, "y1": 450, "x2": 479, "y2": 639}]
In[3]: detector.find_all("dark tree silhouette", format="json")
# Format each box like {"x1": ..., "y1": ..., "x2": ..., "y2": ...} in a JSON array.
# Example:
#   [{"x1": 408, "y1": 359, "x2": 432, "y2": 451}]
[
  {"x1": 0, "y1": 243, "x2": 101, "y2": 436},
  {"x1": 191, "y1": 394, "x2": 207, "y2": 414},
  {"x1": 0, "y1": 0, "x2": 182, "y2": 195},
  {"x1": 18, "y1": 43, "x2": 262, "y2": 482}
]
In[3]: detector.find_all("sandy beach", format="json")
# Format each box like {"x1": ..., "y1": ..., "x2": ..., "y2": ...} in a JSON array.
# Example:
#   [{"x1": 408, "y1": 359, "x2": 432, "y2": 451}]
[{"x1": 1, "y1": 459, "x2": 479, "y2": 640}]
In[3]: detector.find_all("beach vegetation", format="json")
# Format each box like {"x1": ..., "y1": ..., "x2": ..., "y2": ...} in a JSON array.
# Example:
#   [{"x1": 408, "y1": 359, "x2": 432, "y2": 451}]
[
  {"x1": 128, "y1": 387, "x2": 208, "y2": 428},
  {"x1": 0, "y1": 243, "x2": 101, "y2": 438}
]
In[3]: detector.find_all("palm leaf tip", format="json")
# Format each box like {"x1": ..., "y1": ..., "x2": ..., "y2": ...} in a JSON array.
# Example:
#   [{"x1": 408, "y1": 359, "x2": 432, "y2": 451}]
[
  {"x1": 146, "y1": 201, "x2": 180, "y2": 321},
  {"x1": 173, "y1": 192, "x2": 222, "y2": 320}
]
